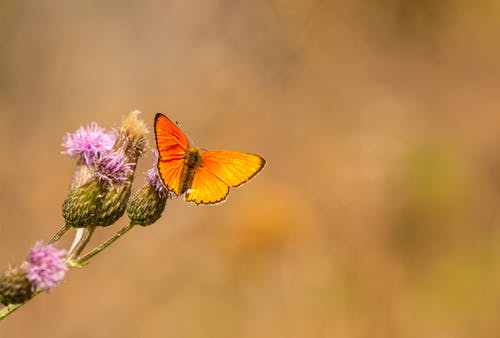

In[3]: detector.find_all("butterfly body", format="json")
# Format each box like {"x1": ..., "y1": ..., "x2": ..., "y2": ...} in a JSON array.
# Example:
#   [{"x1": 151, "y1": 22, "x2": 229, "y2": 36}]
[
  {"x1": 180, "y1": 147, "x2": 203, "y2": 194},
  {"x1": 154, "y1": 114, "x2": 265, "y2": 204}
]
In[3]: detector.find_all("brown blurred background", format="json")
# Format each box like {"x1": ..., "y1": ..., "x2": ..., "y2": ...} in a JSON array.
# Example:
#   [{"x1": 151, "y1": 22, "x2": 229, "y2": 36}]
[{"x1": 1, "y1": 0, "x2": 500, "y2": 337}]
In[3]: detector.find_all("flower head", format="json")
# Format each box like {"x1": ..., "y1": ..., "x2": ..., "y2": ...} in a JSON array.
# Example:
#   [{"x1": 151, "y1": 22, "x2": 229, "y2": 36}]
[
  {"x1": 62, "y1": 122, "x2": 116, "y2": 166},
  {"x1": 26, "y1": 242, "x2": 68, "y2": 292},
  {"x1": 94, "y1": 150, "x2": 134, "y2": 185}
]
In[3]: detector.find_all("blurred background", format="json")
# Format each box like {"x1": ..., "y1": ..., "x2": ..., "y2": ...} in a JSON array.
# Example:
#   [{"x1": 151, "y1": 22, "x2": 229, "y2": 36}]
[{"x1": 1, "y1": 0, "x2": 500, "y2": 337}]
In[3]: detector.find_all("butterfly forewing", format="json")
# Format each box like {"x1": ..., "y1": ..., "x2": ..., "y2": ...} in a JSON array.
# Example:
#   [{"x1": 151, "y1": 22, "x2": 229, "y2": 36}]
[
  {"x1": 154, "y1": 114, "x2": 190, "y2": 160},
  {"x1": 155, "y1": 114, "x2": 190, "y2": 194}
]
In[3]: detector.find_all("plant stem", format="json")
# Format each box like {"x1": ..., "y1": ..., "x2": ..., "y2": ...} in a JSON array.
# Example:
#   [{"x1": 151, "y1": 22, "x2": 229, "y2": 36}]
[
  {"x1": 48, "y1": 224, "x2": 71, "y2": 244},
  {"x1": 0, "y1": 303, "x2": 22, "y2": 320},
  {"x1": 65, "y1": 226, "x2": 96, "y2": 263},
  {"x1": 76, "y1": 222, "x2": 136, "y2": 265}
]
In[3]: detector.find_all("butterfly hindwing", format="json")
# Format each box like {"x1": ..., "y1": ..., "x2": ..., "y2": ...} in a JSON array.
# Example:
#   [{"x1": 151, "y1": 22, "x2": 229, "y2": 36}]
[
  {"x1": 201, "y1": 150, "x2": 265, "y2": 187},
  {"x1": 184, "y1": 166, "x2": 230, "y2": 204},
  {"x1": 157, "y1": 159, "x2": 184, "y2": 195}
]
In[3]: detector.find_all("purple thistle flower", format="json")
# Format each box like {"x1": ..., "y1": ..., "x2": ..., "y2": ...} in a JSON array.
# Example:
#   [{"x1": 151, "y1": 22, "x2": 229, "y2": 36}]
[
  {"x1": 146, "y1": 167, "x2": 168, "y2": 198},
  {"x1": 62, "y1": 122, "x2": 116, "y2": 166},
  {"x1": 26, "y1": 242, "x2": 68, "y2": 292},
  {"x1": 146, "y1": 150, "x2": 167, "y2": 198},
  {"x1": 94, "y1": 150, "x2": 134, "y2": 185}
]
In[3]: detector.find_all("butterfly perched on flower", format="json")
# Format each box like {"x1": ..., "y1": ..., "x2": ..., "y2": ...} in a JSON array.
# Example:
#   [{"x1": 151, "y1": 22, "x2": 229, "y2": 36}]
[{"x1": 154, "y1": 113, "x2": 265, "y2": 204}]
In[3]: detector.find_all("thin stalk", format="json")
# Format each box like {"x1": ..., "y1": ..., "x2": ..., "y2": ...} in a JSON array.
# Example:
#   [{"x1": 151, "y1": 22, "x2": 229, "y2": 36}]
[
  {"x1": 48, "y1": 224, "x2": 71, "y2": 244},
  {"x1": 76, "y1": 222, "x2": 136, "y2": 265},
  {"x1": 0, "y1": 303, "x2": 22, "y2": 320},
  {"x1": 66, "y1": 226, "x2": 96, "y2": 263}
]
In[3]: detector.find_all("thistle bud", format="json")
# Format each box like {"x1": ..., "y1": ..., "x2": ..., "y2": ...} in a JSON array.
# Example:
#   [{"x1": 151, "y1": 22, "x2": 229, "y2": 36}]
[
  {"x1": 96, "y1": 184, "x2": 131, "y2": 227},
  {"x1": 0, "y1": 267, "x2": 33, "y2": 305},
  {"x1": 127, "y1": 165, "x2": 168, "y2": 226},
  {"x1": 62, "y1": 178, "x2": 103, "y2": 228},
  {"x1": 127, "y1": 184, "x2": 167, "y2": 226}
]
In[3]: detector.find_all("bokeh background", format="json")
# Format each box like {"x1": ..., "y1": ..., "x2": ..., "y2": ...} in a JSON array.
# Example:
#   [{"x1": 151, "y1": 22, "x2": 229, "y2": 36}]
[{"x1": 1, "y1": 1, "x2": 500, "y2": 337}]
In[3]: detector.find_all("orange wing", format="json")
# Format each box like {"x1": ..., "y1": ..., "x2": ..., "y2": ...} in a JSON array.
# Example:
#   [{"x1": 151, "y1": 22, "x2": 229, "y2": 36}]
[
  {"x1": 184, "y1": 166, "x2": 230, "y2": 204},
  {"x1": 154, "y1": 113, "x2": 190, "y2": 195},
  {"x1": 157, "y1": 159, "x2": 184, "y2": 195},
  {"x1": 201, "y1": 150, "x2": 265, "y2": 187},
  {"x1": 154, "y1": 113, "x2": 190, "y2": 160},
  {"x1": 184, "y1": 150, "x2": 265, "y2": 204}
]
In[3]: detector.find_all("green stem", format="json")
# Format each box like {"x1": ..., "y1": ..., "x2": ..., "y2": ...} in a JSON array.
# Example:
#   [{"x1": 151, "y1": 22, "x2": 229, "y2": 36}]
[
  {"x1": 0, "y1": 303, "x2": 22, "y2": 320},
  {"x1": 76, "y1": 222, "x2": 136, "y2": 265},
  {"x1": 48, "y1": 224, "x2": 71, "y2": 244}
]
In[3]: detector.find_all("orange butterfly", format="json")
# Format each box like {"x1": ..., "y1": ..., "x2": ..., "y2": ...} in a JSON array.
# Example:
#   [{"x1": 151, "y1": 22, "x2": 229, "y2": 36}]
[{"x1": 154, "y1": 113, "x2": 265, "y2": 204}]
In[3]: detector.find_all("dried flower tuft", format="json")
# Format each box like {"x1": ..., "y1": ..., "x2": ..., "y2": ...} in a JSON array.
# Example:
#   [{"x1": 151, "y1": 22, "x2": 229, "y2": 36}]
[
  {"x1": 113, "y1": 111, "x2": 149, "y2": 169},
  {"x1": 121, "y1": 110, "x2": 149, "y2": 140}
]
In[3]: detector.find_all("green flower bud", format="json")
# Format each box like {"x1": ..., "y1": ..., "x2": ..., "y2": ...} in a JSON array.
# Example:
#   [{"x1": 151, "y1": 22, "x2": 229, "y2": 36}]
[
  {"x1": 96, "y1": 184, "x2": 131, "y2": 227},
  {"x1": 127, "y1": 184, "x2": 167, "y2": 226},
  {"x1": 62, "y1": 178, "x2": 104, "y2": 228},
  {"x1": 0, "y1": 267, "x2": 33, "y2": 305}
]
